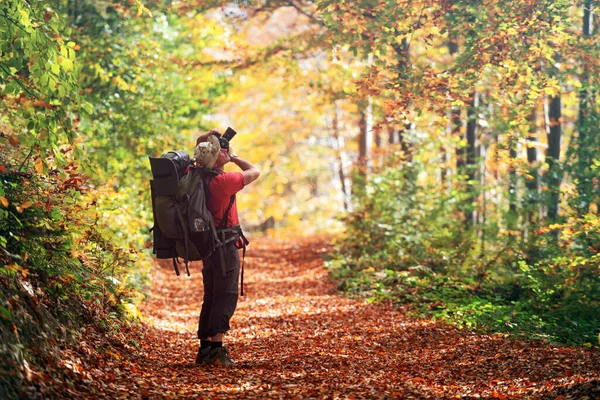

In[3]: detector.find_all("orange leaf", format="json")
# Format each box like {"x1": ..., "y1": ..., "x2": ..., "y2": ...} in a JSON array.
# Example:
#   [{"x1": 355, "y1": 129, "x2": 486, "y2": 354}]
[
  {"x1": 8, "y1": 135, "x2": 20, "y2": 145},
  {"x1": 0, "y1": 196, "x2": 8, "y2": 208},
  {"x1": 16, "y1": 201, "x2": 33, "y2": 213}
]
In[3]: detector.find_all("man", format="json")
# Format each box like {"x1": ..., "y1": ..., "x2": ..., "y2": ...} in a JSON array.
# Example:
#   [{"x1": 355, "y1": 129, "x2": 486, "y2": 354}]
[{"x1": 193, "y1": 129, "x2": 260, "y2": 366}]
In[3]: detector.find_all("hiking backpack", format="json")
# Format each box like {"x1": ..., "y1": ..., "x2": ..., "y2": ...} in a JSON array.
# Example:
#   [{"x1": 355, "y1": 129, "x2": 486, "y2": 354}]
[{"x1": 148, "y1": 151, "x2": 234, "y2": 276}]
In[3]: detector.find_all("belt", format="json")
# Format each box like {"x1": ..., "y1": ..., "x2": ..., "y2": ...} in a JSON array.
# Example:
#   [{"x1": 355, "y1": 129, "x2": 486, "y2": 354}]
[{"x1": 215, "y1": 225, "x2": 249, "y2": 296}]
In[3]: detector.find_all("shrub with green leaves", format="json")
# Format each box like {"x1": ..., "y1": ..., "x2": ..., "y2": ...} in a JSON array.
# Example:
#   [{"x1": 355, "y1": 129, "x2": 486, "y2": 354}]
[
  {"x1": 0, "y1": 148, "x2": 148, "y2": 397},
  {"x1": 341, "y1": 159, "x2": 476, "y2": 274},
  {"x1": 333, "y1": 151, "x2": 600, "y2": 346}
]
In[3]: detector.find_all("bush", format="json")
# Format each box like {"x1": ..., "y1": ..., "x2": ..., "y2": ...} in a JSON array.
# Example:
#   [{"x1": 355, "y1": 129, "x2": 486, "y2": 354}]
[
  {"x1": 0, "y1": 153, "x2": 148, "y2": 398},
  {"x1": 332, "y1": 156, "x2": 600, "y2": 347},
  {"x1": 341, "y1": 161, "x2": 476, "y2": 274}
]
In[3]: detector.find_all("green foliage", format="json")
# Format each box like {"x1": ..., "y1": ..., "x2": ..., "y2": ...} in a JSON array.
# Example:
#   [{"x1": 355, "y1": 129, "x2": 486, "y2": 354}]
[
  {"x1": 328, "y1": 254, "x2": 599, "y2": 346},
  {"x1": 332, "y1": 168, "x2": 600, "y2": 345},
  {"x1": 519, "y1": 214, "x2": 600, "y2": 314},
  {"x1": 320, "y1": 0, "x2": 600, "y2": 348},
  {"x1": 0, "y1": 153, "x2": 141, "y2": 309},
  {"x1": 0, "y1": 150, "x2": 148, "y2": 397},
  {"x1": 0, "y1": 1, "x2": 92, "y2": 180},
  {"x1": 0, "y1": 2, "x2": 226, "y2": 395},
  {"x1": 341, "y1": 155, "x2": 481, "y2": 275}
]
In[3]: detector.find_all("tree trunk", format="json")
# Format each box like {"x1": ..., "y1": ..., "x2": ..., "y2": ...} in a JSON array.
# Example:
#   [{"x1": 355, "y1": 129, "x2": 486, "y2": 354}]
[
  {"x1": 575, "y1": 0, "x2": 595, "y2": 213},
  {"x1": 357, "y1": 98, "x2": 373, "y2": 173},
  {"x1": 391, "y1": 37, "x2": 412, "y2": 161},
  {"x1": 441, "y1": 146, "x2": 448, "y2": 189},
  {"x1": 366, "y1": 96, "x2": 373, "y2": 173},
  {"x1": 442, "y1": 31, "x2": 460, "y2": 190},
  {"x1": 509, "y1": 141, "x2": 518, "y2": 216},
  {"x1": 546, "y1": 94, "x2": 562, "y2": 222},
  {"x1": 448, "y1": 34, "x2": 463, "y2": 172},
  {"x1": 333, "y1": 103, "x2": 350, "y2": 211},
  {"x1": 388, "y1": 126, "x2": 398, "y2": 145},
  {"x1": 508, "y1": 97, "x2": 518, "y2": 224},
  {"x1": 465, "y1": 91, "x2": 479, "y2": 226},
  {"x1": 358, "y1": 107, "x2": 367, "y2": 172},
  {"x1": 526, "y1": 107, "x2": 539, "y2": 226}
]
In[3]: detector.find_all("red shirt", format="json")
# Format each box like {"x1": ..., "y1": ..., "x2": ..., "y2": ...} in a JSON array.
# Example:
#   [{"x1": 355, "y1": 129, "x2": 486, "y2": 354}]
[{"x1": 208, "y1": 172, "x2": 245, "y2": 228}]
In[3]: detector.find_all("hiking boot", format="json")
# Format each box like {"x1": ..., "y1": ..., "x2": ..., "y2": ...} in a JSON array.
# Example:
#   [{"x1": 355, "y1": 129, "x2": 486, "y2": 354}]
[
  {"x1": 205, "y1": 346, "x2": 235, "y2": 366},
  {"x1": 195, "y1": 346, "x2": 211, "y2": 365}
]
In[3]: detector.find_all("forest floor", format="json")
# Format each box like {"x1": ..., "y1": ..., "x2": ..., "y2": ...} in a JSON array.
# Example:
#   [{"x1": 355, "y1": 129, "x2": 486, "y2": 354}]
[{"x1": 47, "y1": 236, "x2": 599, "y2": 399}]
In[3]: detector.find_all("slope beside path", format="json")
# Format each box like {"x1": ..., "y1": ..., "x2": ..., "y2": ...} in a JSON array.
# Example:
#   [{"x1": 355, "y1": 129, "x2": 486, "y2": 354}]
[{"x1": 49, "y1": 236, "x2": 599, "y2": 399}]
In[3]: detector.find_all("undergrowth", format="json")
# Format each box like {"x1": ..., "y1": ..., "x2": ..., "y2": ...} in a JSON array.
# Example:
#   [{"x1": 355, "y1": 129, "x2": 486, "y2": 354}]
[
  {"x1": 331, "y1": 161, "x2": 600, "y2": 348},
  {"x1": 0, "y1": 151, "x2": 151, "y2": 399},
  {"x1": 327, "y1": 258, "x2": 600, "y2": 347}
]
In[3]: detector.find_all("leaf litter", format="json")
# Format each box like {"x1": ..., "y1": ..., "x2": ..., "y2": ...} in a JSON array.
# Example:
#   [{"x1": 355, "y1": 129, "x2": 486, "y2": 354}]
[{"x1": 43, "y1": 236, "x2": 599, "y2": 399}]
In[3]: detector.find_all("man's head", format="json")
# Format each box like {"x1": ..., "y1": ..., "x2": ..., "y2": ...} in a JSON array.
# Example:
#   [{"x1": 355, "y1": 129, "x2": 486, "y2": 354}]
[
  {"x1": 194, "y1": 134, "x2": 220, "y2": 169},
  {"x1": 213, "y1": 145, "x2": 231, "y2": 169},
  {"x1": 194, "y1": 130, "x2": 233, "y2": 170}
]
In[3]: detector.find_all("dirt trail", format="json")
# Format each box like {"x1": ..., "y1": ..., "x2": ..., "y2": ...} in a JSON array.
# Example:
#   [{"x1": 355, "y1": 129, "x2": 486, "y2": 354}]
[{"x1": 63, "y1": 237, "x2": 599, "y2": 399}]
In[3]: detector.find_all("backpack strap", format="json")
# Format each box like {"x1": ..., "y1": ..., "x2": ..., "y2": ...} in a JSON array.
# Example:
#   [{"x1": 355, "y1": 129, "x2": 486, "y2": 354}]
[
  {"x1": 239, "y1": 230, "x2": 249, "y2": 296},
  {"x1": 171, "y1": 249, "x2": 180, "y2": 276},
  {"x1": 218, "y1": 195, "x2": 236, "y2": 230},
  {"x1": 174, "y1": 200, "x2": 191, "y2": 276},
  {"x1": 172, "y1": 173, "x2": 195, "y2": 276}
]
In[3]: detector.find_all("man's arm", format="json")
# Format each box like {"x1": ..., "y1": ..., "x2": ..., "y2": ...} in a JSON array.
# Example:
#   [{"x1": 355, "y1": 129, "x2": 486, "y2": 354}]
[{"x1": 231, "y1": 156, "x2": 260, "y2": 185}]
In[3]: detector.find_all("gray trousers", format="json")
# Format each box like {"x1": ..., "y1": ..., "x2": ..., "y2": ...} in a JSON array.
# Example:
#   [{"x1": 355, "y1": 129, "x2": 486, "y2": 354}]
[{"x1": 197, "y1": 241, "x2": 240, "y2": 339}]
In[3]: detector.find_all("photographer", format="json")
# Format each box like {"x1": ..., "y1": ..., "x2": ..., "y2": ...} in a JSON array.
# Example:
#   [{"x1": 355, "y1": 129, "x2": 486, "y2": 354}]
[{"x1": 193, "y1": 129, "x2": 260, "y2": 366}]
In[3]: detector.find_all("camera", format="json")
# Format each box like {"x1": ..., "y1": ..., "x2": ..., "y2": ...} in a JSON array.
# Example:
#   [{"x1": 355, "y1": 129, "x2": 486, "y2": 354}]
[{"x1": 218, "y1": 127, "x2": 237, "y2": 149}]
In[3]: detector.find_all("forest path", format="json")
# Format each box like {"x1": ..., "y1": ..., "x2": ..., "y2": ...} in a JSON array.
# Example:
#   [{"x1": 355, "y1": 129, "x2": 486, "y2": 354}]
[{"x1": 72, "y1": 237, "x2": 599, "y2": 399}]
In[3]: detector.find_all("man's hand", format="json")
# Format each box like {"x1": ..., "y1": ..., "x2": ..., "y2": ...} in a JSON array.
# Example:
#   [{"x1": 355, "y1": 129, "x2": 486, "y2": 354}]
[
  {"x1": 196, "y1": 129, "x2": 221, "y2": 146},
  {"x1": 227, "y1": 147, "x2": 238, "y2": 159}
]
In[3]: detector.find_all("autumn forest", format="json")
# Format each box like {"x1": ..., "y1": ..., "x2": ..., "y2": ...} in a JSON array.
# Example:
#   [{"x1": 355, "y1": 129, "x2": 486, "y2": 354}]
[{"x1": 1, "y1": 0, "x2": 599, "y2": 398}]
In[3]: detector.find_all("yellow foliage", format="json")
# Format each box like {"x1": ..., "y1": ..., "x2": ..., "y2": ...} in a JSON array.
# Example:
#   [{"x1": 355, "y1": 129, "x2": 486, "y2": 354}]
[{"x1": 34, "y1": 157, "x2": 44, "y2": 174}]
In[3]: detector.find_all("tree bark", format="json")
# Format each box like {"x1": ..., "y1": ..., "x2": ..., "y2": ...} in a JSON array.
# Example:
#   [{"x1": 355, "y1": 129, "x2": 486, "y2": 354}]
[
  {"x1": 358, "y1": 107, "x2": 367, "y2": 171},
  {"x1": 464, "y1": 91, "x2": 479, "y2": 227},
  {"x1": 357, "y1": 53, "x2": 374, "y2": 177},
  {"x1": 509, "y1": 142, "x2": 518, "y2": 215},
  {"x1": 357, "y1": 100, "x2": 373, "y2": 176},
  {"x1": 575, "y1": 0, "x2": 595, "y2": 212},
  {"x1": 466, "y1": 92, "x2": 478, "y2": 182},
  {"x1": 333, "y1": 103, "x2": 350, "y2": 211},
  {"x1": 448, "y1": 34, "x2": 463, "y2": 172},
  {"x1": 391, "y1": 37, "x2": 412, "y2": 161},
  {"x1": 526, "y1": 107, "x2": 539, "y2": 225},
  {"x1": 546, "y1": 94, "x2": 562, "y2": 222}
]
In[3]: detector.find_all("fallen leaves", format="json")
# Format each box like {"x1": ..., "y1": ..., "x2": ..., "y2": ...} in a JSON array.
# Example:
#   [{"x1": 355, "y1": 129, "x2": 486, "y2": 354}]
[
  {"x1": 23, "y1": 236, "x2": 600, "y2": 399},
  {"x1": 16, "y1": 201, "x2": 34, "y2": 213}
]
